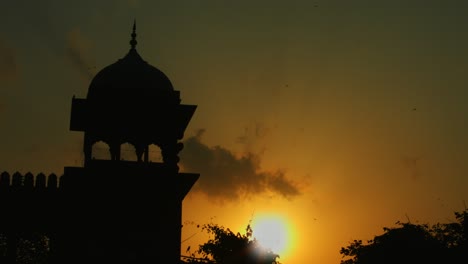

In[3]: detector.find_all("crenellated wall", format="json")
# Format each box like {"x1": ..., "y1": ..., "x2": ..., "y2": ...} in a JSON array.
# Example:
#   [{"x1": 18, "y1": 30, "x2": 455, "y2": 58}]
[
  {"x1": 0, "y1": 171, "x2": 63, "y2": 191},
  {"x1": 0, "y1": 172, "x2": 68, "y2": 264}
]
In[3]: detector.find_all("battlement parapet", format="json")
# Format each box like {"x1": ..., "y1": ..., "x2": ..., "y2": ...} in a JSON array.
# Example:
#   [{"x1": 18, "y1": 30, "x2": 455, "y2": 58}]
[{"x1": 0, "y1": 171, "x2": 63, "y2": 192}]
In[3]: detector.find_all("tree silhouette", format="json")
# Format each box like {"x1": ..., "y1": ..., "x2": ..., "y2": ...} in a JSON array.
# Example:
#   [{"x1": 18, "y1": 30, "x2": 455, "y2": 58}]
[
  {"x1": 0, "y1": 232, "x2": 50, "y2": 264},
  {"x1": 183, "y1": 223, "x2": 281, "y2": 264},
  {"x1": 340, "y1": 209, "x2": 468, "y2": 264}
]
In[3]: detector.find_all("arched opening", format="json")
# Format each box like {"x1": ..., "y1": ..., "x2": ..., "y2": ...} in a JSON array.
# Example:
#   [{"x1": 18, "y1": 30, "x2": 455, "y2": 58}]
[
  {"x1": 148, "y1": 144, "x2": 163, "y2": 163},
  {"x1": 120, "y1": 143, "x2": 137, "y2": 162},
  {"x1": 91, "y1": 141, "x2": 110, "y2": 160}
]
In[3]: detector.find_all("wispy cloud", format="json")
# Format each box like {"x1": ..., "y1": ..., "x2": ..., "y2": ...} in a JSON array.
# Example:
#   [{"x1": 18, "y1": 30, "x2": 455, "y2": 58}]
[
  {"x1": 0, "y1": 38, "x2": 19, "y2": 85},
  {"x1": 66, "y1": 28, "x2": 95, "y2": 82},
  {"x1": 180, "y1": 129, "x2": 302, "y2": 202},
  {"x1": 235, "y1": 122, "x2": 270, "y2": 153},
  {"x1": 127, "y1": 0, "x2": 139, "y2": 7}
]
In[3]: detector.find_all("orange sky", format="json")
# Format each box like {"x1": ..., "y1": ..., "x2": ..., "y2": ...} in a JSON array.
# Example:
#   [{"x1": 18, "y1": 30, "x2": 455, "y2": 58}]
[{"x1": 2, "y1": 1, "x2": 468, "y2": 263}]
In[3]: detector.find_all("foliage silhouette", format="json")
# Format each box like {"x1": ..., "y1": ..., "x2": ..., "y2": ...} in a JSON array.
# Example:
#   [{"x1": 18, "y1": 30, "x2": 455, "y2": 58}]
[
  {"x1": 0, "y1": 232, "x2": 50, "y2": 264},
  {"x1": 340, "y1": 209, "x2": 468, "y2": 264},
  {"x1": 183, "y1": 223, "x2": 281, "y2": 264}
]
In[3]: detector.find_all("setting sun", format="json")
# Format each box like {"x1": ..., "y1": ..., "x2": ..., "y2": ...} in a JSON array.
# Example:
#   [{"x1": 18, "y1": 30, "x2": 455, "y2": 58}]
[{"x1": 251, "y1": 213, "x2": 294, "y2": 258}]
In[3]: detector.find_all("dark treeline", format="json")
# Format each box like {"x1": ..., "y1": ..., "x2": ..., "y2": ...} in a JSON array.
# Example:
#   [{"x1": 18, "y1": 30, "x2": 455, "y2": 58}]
[{"x1": 340, "y1": 209, "x2": 468, "y2": 264}]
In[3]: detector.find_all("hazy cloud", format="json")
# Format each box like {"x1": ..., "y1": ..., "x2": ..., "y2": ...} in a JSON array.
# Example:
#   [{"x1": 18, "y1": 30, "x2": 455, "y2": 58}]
[
  {"x1": 127, "y1": 0, "x2": 140, "y2": 7},
  {"x1": 236, "y1": 122, "x2": 270, "y2": 148},
  {"x1": 66, "y1": 28, "x2": 95, "y2": 82},
  {"x1": 180, "y1": 129, "x2": 302, "y2": 202},
  {"x1": 0, "y1": 39, "x2": 19, "y2": 85}
]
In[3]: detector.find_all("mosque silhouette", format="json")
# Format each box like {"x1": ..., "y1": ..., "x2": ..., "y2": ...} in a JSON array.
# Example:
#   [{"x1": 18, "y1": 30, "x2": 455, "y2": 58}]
[{"x1": 0, "y1": 22, "x2": 199, "y2": 264}]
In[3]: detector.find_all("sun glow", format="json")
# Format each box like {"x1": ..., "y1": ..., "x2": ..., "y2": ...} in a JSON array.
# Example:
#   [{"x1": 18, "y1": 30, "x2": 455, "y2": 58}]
[{"x1": 251, "y1": 213, "x2": 294, "y2": 258}]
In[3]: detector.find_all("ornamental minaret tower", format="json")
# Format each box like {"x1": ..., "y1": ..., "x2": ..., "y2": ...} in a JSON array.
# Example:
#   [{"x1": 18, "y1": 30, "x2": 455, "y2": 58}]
[{"x1": 62, "y1": 21, "x2": 199, "y2": 263}]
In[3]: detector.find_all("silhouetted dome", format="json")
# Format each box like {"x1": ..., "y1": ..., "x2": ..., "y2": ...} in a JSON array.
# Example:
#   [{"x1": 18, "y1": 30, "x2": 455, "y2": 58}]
[
  {"x1": 81, "y1": 24, "x2": 182, "y2": 139},
  {"x1": 87, "y1": 48, "x2": 174, "y2": 103},
  {"x1": 69, "y1": 21, "x2": 197, "y2": 159}
]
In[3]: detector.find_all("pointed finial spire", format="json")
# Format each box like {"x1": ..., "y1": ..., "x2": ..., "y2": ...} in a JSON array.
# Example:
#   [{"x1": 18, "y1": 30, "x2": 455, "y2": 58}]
[{"x1": 130, "y1": 19, "x2": 137, "y2": 50}]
